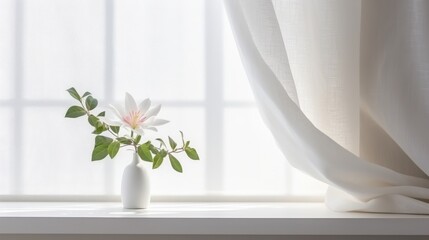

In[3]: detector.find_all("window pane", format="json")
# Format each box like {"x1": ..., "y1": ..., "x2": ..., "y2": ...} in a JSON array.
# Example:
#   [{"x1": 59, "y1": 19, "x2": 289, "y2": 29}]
[
  {"x1": 0, "y1": 0, "x2": 14, "y2": 100},
  {"x1": 0, "y1": 108, "x2": 13, "y2": 194},
  {"x1": 114, "y1": 0, "x2": 205, "y2": 101},
  {"x1": 223, "y1": 107, "x2": 289, "y2": 195},
  {"x1": 290, "y1": 170, "x2": 327, "y2": 196},
  {"x1": 223, "y1": 11, "x2": 254, "y2": 102},
  {"x1": 21, "y1": 107, "x2": 105, "y2": 194},
  {"x1": 113, "y1": 106, "x2": 206, "y2": 195},
  {"x1": 22, "y1": 0, "x2": 105, "y2": 100}
]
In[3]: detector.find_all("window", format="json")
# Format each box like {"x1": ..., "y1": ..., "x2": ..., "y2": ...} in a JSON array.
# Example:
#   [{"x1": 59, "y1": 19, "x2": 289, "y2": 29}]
[{"x1": 0, "y1": 0, "x2": 326, "y2": 199}]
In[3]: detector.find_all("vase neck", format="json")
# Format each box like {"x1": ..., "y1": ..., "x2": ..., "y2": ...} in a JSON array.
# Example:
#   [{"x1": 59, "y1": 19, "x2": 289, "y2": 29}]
[{"x1": 131, "y1": 152, "x2": 139, "y2": 165}]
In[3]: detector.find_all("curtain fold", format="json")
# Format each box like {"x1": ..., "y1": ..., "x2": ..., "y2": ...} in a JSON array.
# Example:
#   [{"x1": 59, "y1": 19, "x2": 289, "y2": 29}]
[{"x1": 224, "y1": 0, "x2": 429, "y2": 214}]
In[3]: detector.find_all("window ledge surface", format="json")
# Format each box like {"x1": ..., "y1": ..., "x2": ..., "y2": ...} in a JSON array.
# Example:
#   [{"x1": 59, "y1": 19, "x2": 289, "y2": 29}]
[{"x1": 0, "y1": 202, "x2": 428, "y2": 235}]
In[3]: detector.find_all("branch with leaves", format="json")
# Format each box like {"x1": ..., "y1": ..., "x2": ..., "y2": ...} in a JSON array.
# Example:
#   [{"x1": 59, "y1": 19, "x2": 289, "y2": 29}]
[{"x1": 65, "y1": 87, "x2": 199, "y2": 173}]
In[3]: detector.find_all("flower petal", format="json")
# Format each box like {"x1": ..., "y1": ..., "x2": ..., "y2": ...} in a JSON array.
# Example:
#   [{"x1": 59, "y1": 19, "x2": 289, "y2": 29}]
[
  {"x1": 144, "y1": 104, "x2": 161, "y2": 118},
  {"x1": 143, "y1": 126, "x2": 158, "y2": 132},
  {"x1": 133, "y1": 127, "x2": 145, "y2": 135},
  {"x1": 139, "y1": 98, "x2": 151, "y2": 115},
  {"x1": 122, "y1": 125, "x2": 134, "y2": 133},
  {"x1": 151, "y1": 118, "x2": 169, "y2": 126},
  {"x1": 141, "y1": 116, "x2": 155, "y2": 127},
  {"x1": 109, "y1": 104, "x2": 125, "y2": 120},
  {"x1": 102, "y1": 117, "x2": 123, "y2": 127},
  {"x1": 125, "y1": 92, "x2": 138, "y2": 113}
]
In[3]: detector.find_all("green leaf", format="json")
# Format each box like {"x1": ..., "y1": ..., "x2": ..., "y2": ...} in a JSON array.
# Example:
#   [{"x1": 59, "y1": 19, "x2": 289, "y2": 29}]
[
  {"x1": 92, "y1": 123, "x2": 108, "y2": 134},
  {"x1": 169, "y1": 154, "x2": 183, "y2": 173},
  {"x1": 155, "y1": 138, "x2": 166, "y2": 148},
  {"x1": 97, "y1": 111, "x2": 106, "y2": 117},
  {"x1": 110, "y1": 126, "x2": 120, "y2": 134},
  {"x1": 88, "y1": 115, "x2": 99, "y2": 127},
  {"x1": 108, "y1": 141, "x2": 120, "y2": 159},
  {"x1": 168, "y1": 136, "x2": 177, "y2": 150},
  {"x1": 117, "y1": 137, "x2": 132, "y2": 145},
  {"x1": 179, "y1": 131, "x2": 185, "y2": 145},
  {"x1": 134, "y1": 135, "x2": 142, "y2": 144},
  {"x1": 95, "y1": 135, "x2": 113, "y2": 146},
  {"x1": 152, "y1": 153, "x2": 164, "y2": 169},
  {"x1": 185, "y1": 147, "x2": 199, "y2": 160},
  {"x1": 92, "y1": 145, "x2": 109, "y2": 161},
  {"x1": 66, "y1": 87, "x2": 80, "y2": 101},
  {"x1": 185, "y1": 141, "x2": 190, "y2": 148},
  {"x1": 92, "y1": 136, "x2": 113, "y2": 161},
  {"x1": 96, "y1": 121, "x2": 104, "y2": 128},
  {"x1": 138, "y1": 144, "x2": 153, "y2": 162},
  {"x1": 65, "y1": 106, "x2": 86, "y2": 118},
  {"x1": 160, "y1": 149, "x2": 167, "y2": 158},
  {"x1": 82, "y1": 91, "x2": 91, "y2": 98},
  {"x1": 85, "y1": 96, "x2": 98, "y2": 110},
  {"x1": 92, "y1": 127, "x2": 105, "y2": 134},
  {"x1": 149, "y1": 144, "x2": 159, "y2": 155}
]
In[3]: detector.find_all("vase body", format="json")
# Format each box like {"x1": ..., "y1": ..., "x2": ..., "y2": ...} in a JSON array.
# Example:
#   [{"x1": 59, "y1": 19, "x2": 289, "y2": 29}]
[{"x1": 121, "y1": 152, "x2": 151, "y2": 209}]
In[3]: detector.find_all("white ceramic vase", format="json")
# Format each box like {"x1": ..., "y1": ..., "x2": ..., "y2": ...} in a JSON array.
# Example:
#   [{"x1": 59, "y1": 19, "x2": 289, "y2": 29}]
[{"x1": 121, "y1": 152, "x2": 151, "y2": 209}]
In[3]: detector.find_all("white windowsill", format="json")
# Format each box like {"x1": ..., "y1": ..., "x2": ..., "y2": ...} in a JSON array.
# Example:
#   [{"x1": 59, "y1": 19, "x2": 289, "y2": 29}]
[{"x1": 0, "y1": 202, "x2": 428, "y2": 235}]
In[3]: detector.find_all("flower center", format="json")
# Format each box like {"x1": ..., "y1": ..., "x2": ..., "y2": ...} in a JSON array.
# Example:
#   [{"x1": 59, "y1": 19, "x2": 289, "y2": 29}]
[{"x1": 123, "y1": 111, "x2": 145, "y2": 129}]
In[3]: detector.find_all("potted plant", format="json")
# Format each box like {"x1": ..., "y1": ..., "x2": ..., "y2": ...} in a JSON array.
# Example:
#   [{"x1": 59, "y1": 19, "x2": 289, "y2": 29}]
[{"x1": 65, "y1": 88, "x2": 199, "y2": 209}]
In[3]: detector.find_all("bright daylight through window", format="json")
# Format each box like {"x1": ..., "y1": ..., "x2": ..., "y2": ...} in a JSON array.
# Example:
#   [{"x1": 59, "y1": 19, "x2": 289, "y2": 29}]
[{"x1": 0, "y1": 0, "x2": 325, "y2": 199}]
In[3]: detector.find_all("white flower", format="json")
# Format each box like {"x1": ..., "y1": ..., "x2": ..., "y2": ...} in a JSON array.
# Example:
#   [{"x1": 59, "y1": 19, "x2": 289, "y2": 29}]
[{"x1": 104, "y1": 93, "x2": 169, "y2": 135}]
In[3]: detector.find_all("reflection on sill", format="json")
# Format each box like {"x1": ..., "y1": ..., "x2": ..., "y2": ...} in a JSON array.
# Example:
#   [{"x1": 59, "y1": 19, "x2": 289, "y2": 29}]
[
  {"x1": 106, "y1": 204, "x2": 254, "y2": 216},
  {"x1": 0, "y1": 203, "x2": 250, "y2": 214},
  {"x1": 0, "y1": 202, "x2": 290, "y2": 217},
  {"x1": 0, "y1": 195, "x2": 324, "y2": 203}
]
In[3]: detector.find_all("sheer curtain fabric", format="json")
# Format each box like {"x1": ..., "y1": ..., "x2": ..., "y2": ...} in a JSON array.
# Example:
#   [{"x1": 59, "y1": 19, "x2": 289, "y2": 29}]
[{"x1": 224, "y1": 0, "x2": 429, "y2": 214}]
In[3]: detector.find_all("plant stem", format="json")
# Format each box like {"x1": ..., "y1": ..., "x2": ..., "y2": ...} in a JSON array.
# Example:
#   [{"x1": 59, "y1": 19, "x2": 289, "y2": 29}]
[
  {"x1": 153, "y1": 145, "x2": 185, "y2": 155},
  {"x1": 78, "y1": 99, "x2": 90, "y2": 117},
  {"x1": 107, "y1": 128, "x2": 119, "y2": 138}
]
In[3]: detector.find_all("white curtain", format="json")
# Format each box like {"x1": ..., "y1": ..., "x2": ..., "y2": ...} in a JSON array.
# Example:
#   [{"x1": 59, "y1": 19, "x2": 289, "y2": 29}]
[{"x1": 224, "y1": 0, "x2": 429, "y2": 214}]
